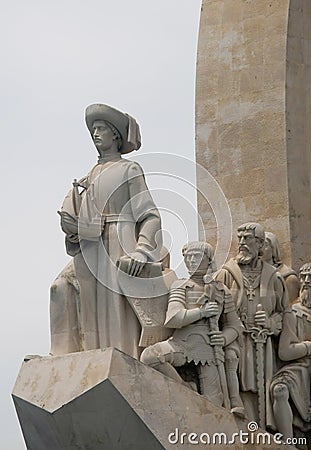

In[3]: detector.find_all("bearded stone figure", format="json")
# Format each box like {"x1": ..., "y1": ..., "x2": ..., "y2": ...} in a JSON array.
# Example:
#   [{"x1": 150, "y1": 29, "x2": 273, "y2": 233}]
[
  {"x1": 270, "y1": 263, "x2": 311, "y2": 440},
  {"x1": 216, "y1": 222, "x2": 289, "y2": 429}
]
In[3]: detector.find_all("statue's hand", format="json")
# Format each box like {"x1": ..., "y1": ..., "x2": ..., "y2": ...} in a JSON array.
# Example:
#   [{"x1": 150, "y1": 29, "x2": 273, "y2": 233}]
[
  {"x1": 127, "y1": 252, "x2": 147, "y2": 277},
  {"x1": 201, "y1": 301, "x2": 218, "y2": 318},
  {"x1": 209, "y1": 331, "x2": 225, "y2": 346},
  {"x1": 197, "y1": 293, "x2": 209, "y2": 304},
  {"x1": 254, "y1": 310, "x2": 271, "y2": 329}
]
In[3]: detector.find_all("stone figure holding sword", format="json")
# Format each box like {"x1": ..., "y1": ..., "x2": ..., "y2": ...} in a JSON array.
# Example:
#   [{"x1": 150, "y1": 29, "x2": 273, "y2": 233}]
[
  {"x1": 216, "y1": 222, "x2": 289, "y2": 428},
  {"x1": 141, "y1": 241, "x2": 242, "y2": 411}
]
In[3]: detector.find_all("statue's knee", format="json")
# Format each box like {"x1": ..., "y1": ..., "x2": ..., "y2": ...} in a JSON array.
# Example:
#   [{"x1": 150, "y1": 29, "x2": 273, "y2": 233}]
[
  {"x1": 140, "y1": 346, "x2": 162, "y2": 367},
  {"x1": 225, "y1": 348, "x2": 238, "y2": 360},
  {"x1": 273, "y1": 383, "x2": 289, "y2": 400}
]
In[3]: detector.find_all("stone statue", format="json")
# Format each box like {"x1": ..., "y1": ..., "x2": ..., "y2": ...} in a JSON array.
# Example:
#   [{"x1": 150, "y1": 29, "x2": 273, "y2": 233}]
[
  {"x1": 270, "y1": 263, "x2": 311, "y2": 440},
  {"x1": 50, "y1": 260, "x2": 80, "y2": 355},
  {"x1": 262, "y1": 231, "x2": 300, "y2": 305},
  {"x1": 50, "y1": 104, "x2": 162, "y2": 359},
  {"x1": 140, "y1": 242, "x2": 242, "y2": 411},
  {"x1": 216, "y1": 222, "x2": 289, "y2": 429}
]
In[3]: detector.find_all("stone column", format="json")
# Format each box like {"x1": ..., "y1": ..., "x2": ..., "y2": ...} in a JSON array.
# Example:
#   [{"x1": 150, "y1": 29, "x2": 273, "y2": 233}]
[{"x1": 196, "y1": 0, "x2": 311, "y2": 270}]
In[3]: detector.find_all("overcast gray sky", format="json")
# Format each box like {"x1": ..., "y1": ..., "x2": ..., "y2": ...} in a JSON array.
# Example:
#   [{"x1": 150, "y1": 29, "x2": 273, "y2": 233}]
[{"x1": 1, "y1": 1, "x2": 202, "y2": 448}]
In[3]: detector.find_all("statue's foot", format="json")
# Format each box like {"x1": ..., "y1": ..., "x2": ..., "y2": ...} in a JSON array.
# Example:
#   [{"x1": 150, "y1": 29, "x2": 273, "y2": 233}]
[{"x1": 231, "y1": 406, "x2": 246, "y2": 418}]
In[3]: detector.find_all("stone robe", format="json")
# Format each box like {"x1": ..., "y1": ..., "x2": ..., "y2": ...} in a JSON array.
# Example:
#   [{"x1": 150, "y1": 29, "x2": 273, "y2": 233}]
[
  {"x1": 216, "y1": 258, "x2": 289, "y2": 425},
  {"x1": 51, "y1": 156, "x2": 162, "y2": 359},
  {"x1": 277, "y1": 263, "x2": 300, "y2": 305}
]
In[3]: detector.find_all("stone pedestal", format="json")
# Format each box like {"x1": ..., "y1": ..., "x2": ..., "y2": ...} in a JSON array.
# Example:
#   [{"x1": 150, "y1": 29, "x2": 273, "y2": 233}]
[
  {"x1": 196, "y1": 0, "x2": 311, "y2": 270},
  {"x1": 13, "y1": 348, "x2": 296, "y2": 449}
]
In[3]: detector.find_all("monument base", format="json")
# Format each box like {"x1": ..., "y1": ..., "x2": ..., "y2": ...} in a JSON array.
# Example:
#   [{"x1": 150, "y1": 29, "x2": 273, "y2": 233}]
[{"x1": 12, "y1": 348, "x2": 297, "y2": 449}]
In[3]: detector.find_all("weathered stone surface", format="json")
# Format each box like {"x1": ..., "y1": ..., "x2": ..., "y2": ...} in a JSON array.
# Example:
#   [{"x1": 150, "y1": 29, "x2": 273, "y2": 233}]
[
  {"x1": 13, "y1": 348, "x2": 296, "y2": 449},
  {"x1": 196, "y1": 0, "x2": 311, "y2": 271},
  {"x1": 13, "y1": 350, "x2": 164, "y2": 450}
]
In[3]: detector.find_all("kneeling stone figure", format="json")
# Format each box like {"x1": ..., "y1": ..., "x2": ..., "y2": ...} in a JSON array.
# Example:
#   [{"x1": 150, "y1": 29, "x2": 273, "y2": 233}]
[
  {"x1": 270, "y1": 262, "x2": 311, "y2": 440},
  {"x1": 140, "y1": 242, "x2": 243, "y2": 415}
]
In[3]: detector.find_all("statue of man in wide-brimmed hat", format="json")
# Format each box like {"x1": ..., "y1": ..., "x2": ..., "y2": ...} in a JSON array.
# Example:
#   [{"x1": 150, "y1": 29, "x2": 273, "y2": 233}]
[{"x1": 50, "y1": 104, "x2": 163, "y2": 359}]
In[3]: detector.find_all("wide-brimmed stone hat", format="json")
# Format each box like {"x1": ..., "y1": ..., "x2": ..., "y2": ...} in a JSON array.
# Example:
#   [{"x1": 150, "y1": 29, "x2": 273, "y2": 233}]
[{"x1": 85, "y1": 103, "x2": 141, "y2": 154}]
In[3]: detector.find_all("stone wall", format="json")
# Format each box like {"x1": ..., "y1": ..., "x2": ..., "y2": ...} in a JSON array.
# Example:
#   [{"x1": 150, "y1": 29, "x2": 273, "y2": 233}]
[{"x1": 196, "y1": 0, "x2": 311, "y2": 270}]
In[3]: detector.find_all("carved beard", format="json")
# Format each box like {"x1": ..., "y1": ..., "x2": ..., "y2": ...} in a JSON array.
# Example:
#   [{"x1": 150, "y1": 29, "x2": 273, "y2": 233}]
[
  {"x1": 236, "y1": 254, "x2": 253, "y2": 265},
  {"x1": 300, "y1": 285, "x2": 311, "y2": 307},
  {"x1": 236, "y1": 247, "x2": 256, "y2": 265}
]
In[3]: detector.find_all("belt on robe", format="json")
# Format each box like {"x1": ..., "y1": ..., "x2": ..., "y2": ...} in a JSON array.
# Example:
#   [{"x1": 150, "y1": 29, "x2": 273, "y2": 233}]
[
  {"x1": 104, "y1": 213, "x2": 135, "y2": 223},
  {"x1": 77, "y1": 213, "x2": 136, "y2": 239},
  {"x1": 85, "y1": 214, "x2": 135, "y2": 225}
]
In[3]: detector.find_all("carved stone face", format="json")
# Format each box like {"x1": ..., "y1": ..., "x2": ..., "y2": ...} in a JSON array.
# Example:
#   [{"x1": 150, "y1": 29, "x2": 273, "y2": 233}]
[
  {"x1": 236, "y1": 229, "x2": 261, "y2": 265},
  {"x1": 299, "y1": 270, "x2": 311, "y2": 308},
  {"x1": 92, "y1": 120, "x2": 115, "y2": 152},
  {"x1": 184, "y1": 250, "x2": 209, "y2": 275}
]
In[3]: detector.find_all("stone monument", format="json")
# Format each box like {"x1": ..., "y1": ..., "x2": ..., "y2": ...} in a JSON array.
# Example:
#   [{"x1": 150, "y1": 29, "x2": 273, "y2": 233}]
[
  {"x1": 12, "y1": 1, "x2": 311, "y2": 448},
  {"x1": 13, "y1": 102, "x2": 298, "y2": 449}
]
